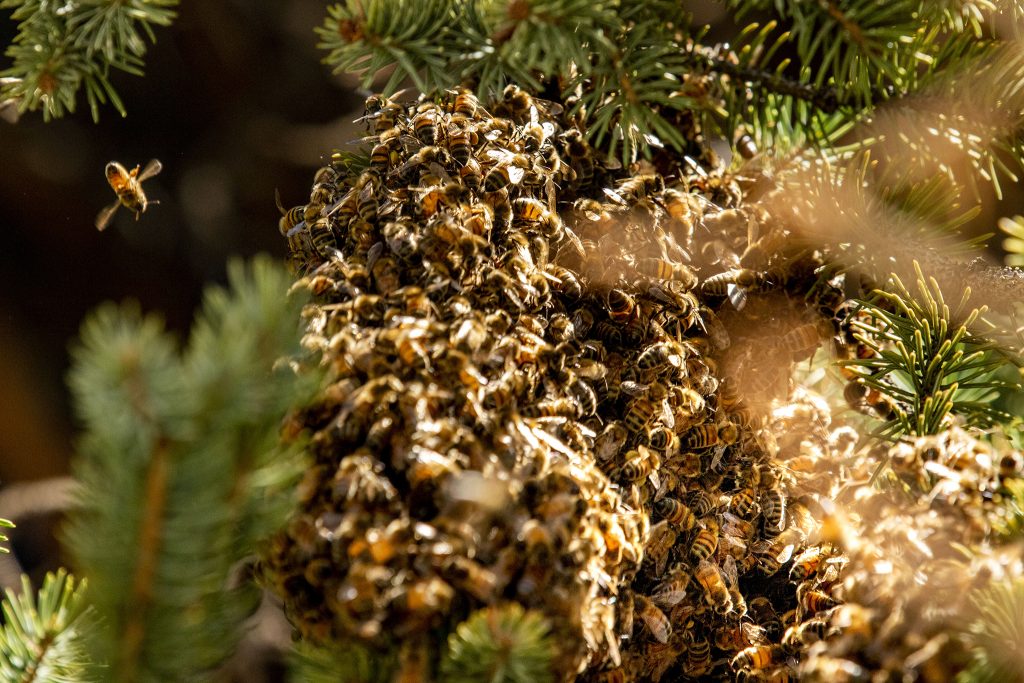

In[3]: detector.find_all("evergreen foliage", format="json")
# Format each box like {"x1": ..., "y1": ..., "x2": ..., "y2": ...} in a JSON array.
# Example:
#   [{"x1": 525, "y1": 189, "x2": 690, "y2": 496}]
[
  {"x1": 64, "y1": 256, "x2": 317, "y2": 681},
  {"x1": 0, "y1": 0, "x2": 179, "y2": 121},
  {"x1": 0, "y1": 570, "x2": 94, "y2": 683},
  {"x1": 439, "y1": 604, "x2": 555, "y2": 683},
  {"x1": 959, "y1": 576, "x2": 1024, "y2": 683},
  {"x1": 0, "y1": 519, "x2": 11, "y2": 554},
  {"x1": 840, "y1": 262, "x2": 1022, "y2": 440}
]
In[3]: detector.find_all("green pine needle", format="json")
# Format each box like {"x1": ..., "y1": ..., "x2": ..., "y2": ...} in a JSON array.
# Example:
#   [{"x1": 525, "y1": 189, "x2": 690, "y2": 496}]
[
  {"x1": 958, "y1": 577, "x2": 1024, "y2": 683},
  {"x1": 0, "y1": 518, "x2": 11, "y2": 554},
  {"x1": 440, "y1": 603, "x2": 555, "y2": 683},
  {"x1": 0, "y1": 570, "x2": 94, "y2": 683}
]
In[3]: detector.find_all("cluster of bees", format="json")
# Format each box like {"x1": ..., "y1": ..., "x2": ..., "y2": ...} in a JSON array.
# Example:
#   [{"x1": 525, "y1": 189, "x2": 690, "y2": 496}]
[{"x1": 260, "y1": 85, "x2": 1021, "y2": 681}]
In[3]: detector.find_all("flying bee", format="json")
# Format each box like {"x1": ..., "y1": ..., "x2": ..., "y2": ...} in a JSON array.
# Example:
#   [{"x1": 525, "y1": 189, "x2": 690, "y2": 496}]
[
  {"x1": 695, "y1": 558, "x2": 732, "y2": 614},
  {"x1": 655, "y1": 497, "x2": 696, "y2": 529},
  {"x1": 604, "y1": 174, "x2": 665, "y2": 206},
  {"x1": 635, "y1": 594, "x2": 672, "y2": 645},
  {"x1": 690, "y1": 524, "x2": 720, "y2": 564},
  {"x1": 411, "y1": 108, "x2": 438, "y2": 145},
  {"x1": 96, "y1": 159, "x2": 162, "y2": 231}
]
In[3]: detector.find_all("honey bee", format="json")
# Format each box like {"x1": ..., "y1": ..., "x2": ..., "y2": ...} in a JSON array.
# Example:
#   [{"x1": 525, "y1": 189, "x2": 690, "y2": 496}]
[
  {"x1": 782, "y1": 617, "x2": 830, "y2": 650},
  {"x1": 394, "y1": 146, "x2": 449, "y2": 184},
  {"x1": 412, "y1": 107, "x2": 438, "y2": 145},
  {"x1": 595, "y1": 421, "x2": 629, "y2": 463},
  {"x1": 624, "y1": 397, "x2": 656, "y2": 433},
  {"x1": 518, "y1": 104, "x2": 557, "y2": 153},
  {"x1": 749, "y1": 597, "x2": 782, "y2": 640},
  {"x1": 635, "y1": 594, "x2": 672, "y2": 644},
  {"x1": 96, "y1": 159, "x2": 162, "y2": 231},
  {"x1": 522, "y1": 398, "x2": 579, "y2": 419},
  {"x1": 495, "y1": 84, "x2": 563, "y2": 123},
  {"x1": 449, "y1": 87, "x2": 485, "y2": 119},
  {"x1": 730, "y1": 487, "x2": 758, "y2": 518},
  {"x1": 683, "y1": 424, "x2": 719, "y2": 450},
  {"x1": 570, "y1": 378, "x2": 598, "y2": 417},
  {"x1": 274, "y1": 188, "x2": 306, "y2": 236},
  {"x1": 760, "y1": 488, "x2": 786, "y2": 536},
  {"x1": 458, "y1": 158, "x2": 483, "y2": 192},
  {"x1": 646, "y1": 425, "x2": 679, "y2": 455},
  {"x1": 690, "y1": 524, "x2": 720, "y2": 564},
  {"x1": 604, "y1": 174, "x2": 665, "y2": 206},
  {"x1": 684, "y1": 632, "x2": 712, "y2": 677},
  {"x1": 619, "y1": 445, "x2": 659, "y2": 484},
  {"x1": 773, "y1": 320, "x2": 831, "y2": 359},
  {"x1": 606, "y1": 288, "x2": 637, "y2": 324},
  {"x1": 371, "y1": 254, "x2": 402, "y2": 295},
  {"x1": 513, "y1": 197, "x2": 562, "y2": 236},
  {"x1": 651, "y1": 562, "x2": 691, "y2": 608},
  {"x1": 635, "y1": 258, "x2": 699, "y2": 289},
  {"x1": 483, "y1": 151, "x2": 529, "y2": 192},
  {"x1": 447, "y1": 117, "x2": 479, "y2": 166},
  {"x1": 797, "y1": 583, "x2": 839, "y2": 617},
  {"x1": 637, "y1": 341, "x2": 686, "y2": 374},
  {"x1": 687, "y1": 489, "x2": 716, "y2": 517},
  {"x1": 561, "y1": 129, "x2": 595, "y2": 187},
  {"x1": 731, "y1": 644, "x2": 786, "y2": 671},
  {"x1": 654, "y1": 497, "x2": 696, "y2": 530},
  {"x1": 790, "y1": 545, "x2": 833, "y2": 582}
]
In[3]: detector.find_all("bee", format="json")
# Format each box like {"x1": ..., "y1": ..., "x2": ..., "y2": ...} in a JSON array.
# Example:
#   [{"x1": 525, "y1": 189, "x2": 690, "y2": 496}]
[
  {"x1": 450, "y1": 87, "x2": 485, "y2": 119},
  {"x1": 306, "y1": 217, "x2": 339, "y2": 259},
  {"x1": 635, "y1": 257, "x2": 699, "y2": 288},
  {"x1": 545, "y1": 265, "x2": 583, "y2": 300},
  {"x1": 561, "y1": 129, "x2": 595, "y2": 187},
  {"x1": 646, "y1": 425, "x2": 679, "y2": 455},
  {"x1": 718, "y1": 421, "x2": 740, "y2": 446},
  {"x1": 782, "y1": 617, "x2": 830, "y2": 650},
  {"x1": 371, "y1": 254, "x2": 402, "y2": 295},
  {"x1": 570, "y1": 378, "x2": 598, "y2": 417},
  {"x1": 637, "y1": 341, "x2": 686, "y2": 374},
  {"x1": 683, "y1": 424, "x2": 719, "y2": 450},
  {"x1": 521, "y1": 398, "x2": 578, "y2": 419},
  {"x1": 382, "y1": 219, "x2": 419, "y2": 260},
  {"x1": 96, "y1": 159, "x2": 162, "y2": 231},
  {"x1": 749, "y1": 597, "x2": 782, "y2": 640},
  {"x1": 654, "y1": 498, "x2": 696, "y2": 530},
  {"x1": 646, "y1": 564, "x2": 691, "y2": 612},
  {"x1": 483, "y1": 151, "x2": 528, "y2": 192},
  {"x1": 441, "y1": 556, "x2": 499, "y2": 603},
  {"x1": 606, "y1": 288, "x2": 637, "y2": 324},
  {"x1": 624, "y1": 398, "x2": 656, "y2": 433},
  {"x1": 687, "y1": 489, "x2": 716, "y2": 517},
  {"x1": 619, "y1": 446, "x2": 659, "y2": 483},
  {"x1": 274, "y1": 188, "x2": 306, "y2": 236},
  {"x1": 635, "y1": 594, "x2": 672, "y2": 644},
  {"x1": 394, "y1": 146, "x2": 449, "y2": 184},
  {"x1": 604, "y1": 174, "x2": 665, "y2": 206},
  {"x1": 690, "y1": 523, "x2": 720, "y2": 564},
  {"x1": 458, "y1": 158, "x2": 483, "y2": 192},
  {"x1": 411, "y1": 107, "x2": 438, "y2": 145},
  {"x1": 447, "y1": 117, "x2": 479, "y2": 166},
  {"x1": 760, "y1": 488, "x2": 786, "y2": 536},
  {"x1": 593, "y1": 669, "x2": 626, "y2": 683},
  {"x1": 790, "y1": 545, "x2": 831, "y2": 581},
  {"x1": 731, "y1": 644, "x2": 786, "y2": 671},
  {"x1": 368, "y1": 131, "x2": 403, "y2": 175},
  {"x1": 797, "y1": 583, "x2": 839, "y2": 616},
  {"x1": 594, "y1": 421, "x2": 628, "y2": 464},
  {"x1": 518, "y1": 104, "x2": 556, "y2": 153},
  {"x1": 730, "y1": 487, "x2": 758, "y2": 518},
  {"x1": 684, "y1": 632, "x2": 712, "y2": 677},
  {"x1": 496, "y1": 84, "x2": 563, "y2": 123},
  {"x1": 512, "y1": 197, "x2": 561, "y2": 236}
]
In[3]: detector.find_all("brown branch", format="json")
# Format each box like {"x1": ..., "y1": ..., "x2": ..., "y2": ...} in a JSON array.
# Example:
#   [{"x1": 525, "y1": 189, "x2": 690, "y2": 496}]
[
  {"x1": 118, "y1": 436, "x2": 172, "y2": 683},
  {"x1": 824, "y1": 0, "x2": 867, "y2": 51}
]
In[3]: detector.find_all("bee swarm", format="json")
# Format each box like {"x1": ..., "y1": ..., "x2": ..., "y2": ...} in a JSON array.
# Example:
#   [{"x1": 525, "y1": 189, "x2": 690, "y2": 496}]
[{"x1": 261, "y1": 87, "x2": 1023, "y2": 681}]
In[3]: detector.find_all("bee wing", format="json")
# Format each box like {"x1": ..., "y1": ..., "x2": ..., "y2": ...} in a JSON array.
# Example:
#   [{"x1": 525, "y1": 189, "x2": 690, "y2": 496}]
[
  {"x1": 603, "y1": 187, "x2": 627, "y2": 205},
  {"x1": 528, "y1": 104, "x2": 539, "y2": 127},
  {"x1": 428, "y1": 162, "x2": 453, "y2": 184},
  {"x1": 275, "y1": 187, "x2": 287, "y2": 215},
  {"x1": 507, "y1": 165, "x2": 525, "y2": 185},
  {"x1": 95, "y1": 200, "x2": 121, "y2": 231},
  {"x1": 727, "y1": 283, "x2": 749, "y2": 310},
  {"x1": 137, "y1": 158, "x2": 163, "y2": 182},
  {"x1": 285, "y1": 221, "x2": 306, "y2": 238},
  {"x1": 742, "y1": 622, "x2": 770, "y2": 647},
  {"x1": 722, "y1": 554, "x2": 739, "y2": 587},
  {"x1": 366, "y1": 241, "x2": 384, "y2": 270}
]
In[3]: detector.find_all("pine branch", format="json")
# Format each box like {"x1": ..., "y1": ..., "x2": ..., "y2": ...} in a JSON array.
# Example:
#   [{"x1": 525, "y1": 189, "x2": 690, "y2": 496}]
[
  {"x1": 440, "y1": 604, "x2": 554, "y2": 683},
  {"x1": 959, "y1": 577, "x2": 1024, "y2": 682},
  {"x1": 65, "y1": 256, "x2": 316, "y2": 680},
  {"x1": 0, "y1": 0, "x2": 179, "y2": 121},
  {"x1": 0, "y1": 519, "x2": 11, "y2": 554},
  {"x1": 0, "y1": 570, "x2": 94, "y2": 683},
  {"x1": 840, "y1": 262, "x2": 1023, "y2": 439},
  {"x1": 287, "y1": 641, "x2": 396, "y2": 683}
]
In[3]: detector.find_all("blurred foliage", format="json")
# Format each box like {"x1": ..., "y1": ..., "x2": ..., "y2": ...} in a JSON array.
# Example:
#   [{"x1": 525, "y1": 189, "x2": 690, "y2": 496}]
[
  {"x1": 959, "y1": 576, "x2": 1024, "y2": 683},
  {"x1": 439, "y1": 604, "x2": 555, "y2": 683}
]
